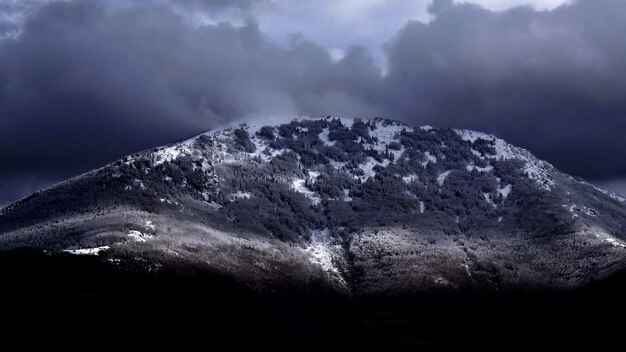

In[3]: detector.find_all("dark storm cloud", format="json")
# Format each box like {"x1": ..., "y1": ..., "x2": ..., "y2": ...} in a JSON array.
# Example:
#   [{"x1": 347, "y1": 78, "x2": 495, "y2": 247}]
[
  {"x1": 2, "y1": 0, "x2": 626, "y2": 205},
  {"x1": 0, "y1": 0, "x2": 381, "y2": 205},
  {"x1": 383, "y1": 0, "x2": 626, "y2": 181}
]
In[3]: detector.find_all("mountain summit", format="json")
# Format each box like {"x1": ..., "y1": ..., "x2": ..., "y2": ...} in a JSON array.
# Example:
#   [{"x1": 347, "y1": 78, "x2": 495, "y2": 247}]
[{"x1": 2, "y1": 116, "x2": 626, "y2": 294}]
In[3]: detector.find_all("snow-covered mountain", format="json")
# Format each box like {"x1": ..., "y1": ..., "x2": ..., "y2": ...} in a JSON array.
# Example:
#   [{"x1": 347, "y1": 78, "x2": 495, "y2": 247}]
[{"x1": 2, "y1": 116, "x2": 626, "y2": 294}]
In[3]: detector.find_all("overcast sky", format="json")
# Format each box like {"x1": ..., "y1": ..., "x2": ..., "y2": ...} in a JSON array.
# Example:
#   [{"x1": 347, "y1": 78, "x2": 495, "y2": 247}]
[{"x1": 2, "y1": 0, "x2": 625, "y2": 206}]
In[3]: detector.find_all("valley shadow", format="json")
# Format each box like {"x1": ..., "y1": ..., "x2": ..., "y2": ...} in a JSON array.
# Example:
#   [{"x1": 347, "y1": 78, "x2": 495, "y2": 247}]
[{"x1": 0, "y1": 249, "x2": 624, "y2": 350}]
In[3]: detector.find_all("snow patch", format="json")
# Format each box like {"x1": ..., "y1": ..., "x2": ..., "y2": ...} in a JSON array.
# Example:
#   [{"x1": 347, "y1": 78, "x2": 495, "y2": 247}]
[
  {"x1": 133, "y1": 179, "x2": 146, "y2": 190},
  {"x1": 471, "y1": 148, "x2": 484, "y2": 158},
  {"x1": 588, "y1": 227, "x2": 626, "y2": 249},
  {"x1": 389, "y1": 147, "x2": 405, "y2": 162},
  {"x1": 64, "y1": 246, "x2": 110, "y2": 256},
  {"x1": 159, "y1": 197, "x2": 175, "y2": 204},
  {"x1": 319, "y1": 128, "x2": 335, "y2": 146},
  {"x1": 456, "y1": 130, "x2": 493, "y2": 143},
  {"x1": 356, "y1": 157, "x2": 390, "y2": 182},
  {"x1": 455, "y1": 129, "x2": 556, "y2": 191},
  {"x1": 305, "y1": 229, "x2": 347, "y2": 287},
  {"x1": 368, "y1": 120, "x2": 412, "y2": 153},
  {"x1": 308, "y1": 171, "x2": 320, "y2": 182},
  {"x1": 326, "y1": 160, "x2": 345, "y2": 171},
  {"x1": 128, "y1": 230, "x2": 154, "y2": 243},
  {"x1": 402, "y1": 174, "x2": 418, "y2": 184},
  {"x1": 154, "y1": 145, "x2": 191, "y2": 166},
  {"x1": 437, "y1": 171, "x2": 451, "y2": 186},
  {"x1": 207, "y1": 202, "x2": 223, "y2": 210},
  {"x1": 498, "y1": 184, "x2": 512, "y2": 199},
  {"x1": 342, "y1": 189, "x2": 353, "y2": 202},
  {"x1": 466, "y1": 163, "x2": 493, "y2": 172},
  {"x1": 421, "y1": 151, "x2": 437, "y2": 167},
  {"x1": 433, "y1": 276, "x2": 451, "y2": 286},
  {"x1": 483, "y1": 193, "x2": 497, "y2": 208},
  {"x1": 564, "y1": 204, "x2": 598, "y2": 219},
  {"x1": 231, "y1": 191, "x2": 252, "y2": 200},
  {"x1": 291, "y1": 178, "x2": 321, "y2": 205}
]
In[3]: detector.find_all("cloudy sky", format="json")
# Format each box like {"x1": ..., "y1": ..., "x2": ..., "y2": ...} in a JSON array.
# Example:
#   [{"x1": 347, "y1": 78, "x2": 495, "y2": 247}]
[{"x1": 1, "y1": 0, "x2": 626, "y2": 206}]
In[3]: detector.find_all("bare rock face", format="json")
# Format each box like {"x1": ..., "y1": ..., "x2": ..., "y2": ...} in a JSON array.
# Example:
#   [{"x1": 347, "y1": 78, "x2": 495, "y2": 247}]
[{"x1": 1, "y1": 116, "x2": 626, "y2": 294}]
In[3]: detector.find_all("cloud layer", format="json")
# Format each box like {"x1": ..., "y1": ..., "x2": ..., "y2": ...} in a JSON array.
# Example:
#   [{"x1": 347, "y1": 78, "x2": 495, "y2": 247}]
[
  {"x1": 1, "y1": 0, "x2": 625, "y2": 204},
  {"x1": 385, "y1": 0, "x2": 626, "y2": 179}
]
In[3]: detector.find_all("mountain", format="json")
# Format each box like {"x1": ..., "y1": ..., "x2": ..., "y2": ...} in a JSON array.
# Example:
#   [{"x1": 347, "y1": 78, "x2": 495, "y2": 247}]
[
  {"x1": 2, "y1": 115, "x2": 626, "y2": 296},
  {"x1": 4, "y1": 115, "x2": 626, "y2": 347}
]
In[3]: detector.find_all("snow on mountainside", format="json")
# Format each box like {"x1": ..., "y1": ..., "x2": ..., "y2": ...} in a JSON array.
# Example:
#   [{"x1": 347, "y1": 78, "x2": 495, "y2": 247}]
[{"x1": 1, "y1": 116, "x2": 626, "y2": 293}]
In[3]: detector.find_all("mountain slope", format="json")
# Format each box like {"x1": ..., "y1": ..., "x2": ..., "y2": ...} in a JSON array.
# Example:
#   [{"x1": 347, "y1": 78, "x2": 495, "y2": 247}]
[{"x1": 1, "y1": 116, "x2": 626, "y2": 294}]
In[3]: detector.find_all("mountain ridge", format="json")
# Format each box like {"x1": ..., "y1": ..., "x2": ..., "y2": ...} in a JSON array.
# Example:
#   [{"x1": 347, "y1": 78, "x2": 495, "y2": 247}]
[{"x1": 2, "y1": 115, "x2": 626, "y2": 294}]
